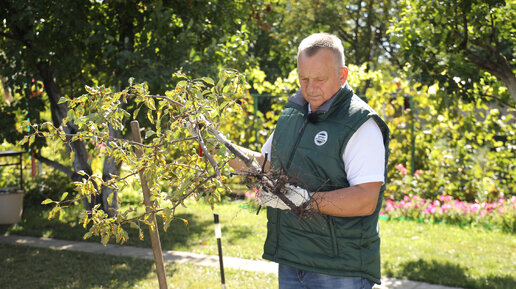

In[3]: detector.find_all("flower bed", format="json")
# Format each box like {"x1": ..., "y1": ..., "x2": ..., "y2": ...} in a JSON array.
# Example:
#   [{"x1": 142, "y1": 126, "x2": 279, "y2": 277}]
[{"x1": 380, "y1": 194, "x2": 516, "y2": 233}]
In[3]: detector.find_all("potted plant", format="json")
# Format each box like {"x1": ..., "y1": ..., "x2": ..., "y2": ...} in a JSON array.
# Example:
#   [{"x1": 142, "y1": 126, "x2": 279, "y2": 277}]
[
  {"x1": 0, "y1": 150, "x2": 25, "y2": 224},
  {"x1": 0, "y1": 187, "x2": 24, "y2": 224}
]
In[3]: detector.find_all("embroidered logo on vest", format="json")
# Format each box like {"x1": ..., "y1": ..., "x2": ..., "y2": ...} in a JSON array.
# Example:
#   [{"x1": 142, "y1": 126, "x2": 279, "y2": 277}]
[{"x1": 314, "y1": 131, "x2": 328, "y2": 146}]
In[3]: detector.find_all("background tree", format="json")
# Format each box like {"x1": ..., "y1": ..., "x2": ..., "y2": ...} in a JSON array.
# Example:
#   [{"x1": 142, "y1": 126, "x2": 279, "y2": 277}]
[
  {"x1": 391, "y1": 0, "x2": 516, "y2": 107},
  {"x1": 248, "y1": 0, "x2": 404, "y2": 96},
  {"x1": 0, "y1": 0, "x2": 262, "y2": 214}
]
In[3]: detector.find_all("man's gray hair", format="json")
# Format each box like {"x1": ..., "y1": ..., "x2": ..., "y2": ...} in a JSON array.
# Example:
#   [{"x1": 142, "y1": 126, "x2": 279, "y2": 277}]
[{"x1": 297, "y1": 33, "x2": 345, "y2": 68}]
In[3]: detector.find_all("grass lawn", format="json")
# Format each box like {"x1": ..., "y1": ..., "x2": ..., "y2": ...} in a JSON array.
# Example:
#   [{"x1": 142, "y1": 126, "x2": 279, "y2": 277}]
[
  {"x1": 0, "y1": 243, "x2": 277, "y2": 289},
  {"x1": 380, "y1": 220, "x2": 515, "y2": 289},
  {"x1": 1, "y1": 198, "x2": 515, "y2": 289}
]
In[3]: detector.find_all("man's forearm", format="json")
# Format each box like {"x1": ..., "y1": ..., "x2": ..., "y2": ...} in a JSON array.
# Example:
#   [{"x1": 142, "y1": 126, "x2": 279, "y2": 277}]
[{"x1": 311, "y1": 182, "x2": 382, "y2": 217}]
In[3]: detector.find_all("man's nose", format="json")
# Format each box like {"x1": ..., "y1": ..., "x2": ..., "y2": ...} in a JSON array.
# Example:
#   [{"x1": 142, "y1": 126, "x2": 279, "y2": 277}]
[{"x1": 306, "y1": 80, "x2": 316, "y2": 93}]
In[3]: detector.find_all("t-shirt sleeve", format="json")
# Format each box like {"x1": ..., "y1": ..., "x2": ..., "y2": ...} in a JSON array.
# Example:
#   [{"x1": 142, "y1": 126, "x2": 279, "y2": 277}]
[{"x1": 343, "y1": 118, "x2": 386, "y2": 186}]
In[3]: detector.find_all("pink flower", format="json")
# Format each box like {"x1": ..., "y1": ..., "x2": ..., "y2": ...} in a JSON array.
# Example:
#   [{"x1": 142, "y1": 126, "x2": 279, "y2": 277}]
[
  {"x1": 245, "y1": 191, "x2": 256, "y2": 200},
  {"x1": 395, "y1": 164, "x2": 408, "y2": 175},
  {"x1": 470, "y1": 204, "x2": 480, "y2": 213},
  {"x1": 96, "y1": 143, "x2": 106, "y2": 150},
  {"x1": 442, "y1": 203, "x2": 452, "y2": 213},
  {"x1": 385, "y1": 200, "x2": 394, "y2": 212},
  {"x1": 413, "y1": 169, "x2": 422, "y2": 177}
]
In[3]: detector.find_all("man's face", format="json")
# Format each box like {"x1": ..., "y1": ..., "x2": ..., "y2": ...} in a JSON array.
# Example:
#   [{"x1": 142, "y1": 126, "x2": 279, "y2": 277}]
[{"x1": 298, "y1": 48, "x2": 348, "y2": 111}]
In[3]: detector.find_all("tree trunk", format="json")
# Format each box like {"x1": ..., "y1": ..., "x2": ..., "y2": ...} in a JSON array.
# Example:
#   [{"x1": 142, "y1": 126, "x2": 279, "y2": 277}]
[
  {"x1": 101, "y1": 124, "x2": 123, "y2": 217},
  {"x1": 37, "y1": 61, "x2": 104, "y2": 211},
  {"x1": 464, "y1": 42, "x2": 516, "y2": 104},
  {"x1": 500, "y1": 70, "x2": 516, "y2": 104}
]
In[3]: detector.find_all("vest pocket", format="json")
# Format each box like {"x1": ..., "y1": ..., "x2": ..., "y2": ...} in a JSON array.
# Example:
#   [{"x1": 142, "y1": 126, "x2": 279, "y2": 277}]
[{"x1": 278, "y1": 226, "x2": 336, "y2": 261}]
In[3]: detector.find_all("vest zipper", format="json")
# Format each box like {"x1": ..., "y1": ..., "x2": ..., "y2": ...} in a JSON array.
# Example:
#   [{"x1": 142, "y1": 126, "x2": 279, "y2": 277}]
[{"x1": 274, "y1": 116, "x2": 309, "y2": 260}]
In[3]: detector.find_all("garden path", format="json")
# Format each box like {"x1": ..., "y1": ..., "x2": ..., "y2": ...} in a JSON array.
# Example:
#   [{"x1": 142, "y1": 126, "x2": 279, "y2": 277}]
[{"x1": 0, "y1": 234, "x2": 462, "y2": 289}]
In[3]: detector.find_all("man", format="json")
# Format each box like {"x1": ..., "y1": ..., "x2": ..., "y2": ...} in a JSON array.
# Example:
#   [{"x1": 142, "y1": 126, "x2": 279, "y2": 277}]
[{"x1": 201, "y1": 33, "x2": 389, "y2": 288}]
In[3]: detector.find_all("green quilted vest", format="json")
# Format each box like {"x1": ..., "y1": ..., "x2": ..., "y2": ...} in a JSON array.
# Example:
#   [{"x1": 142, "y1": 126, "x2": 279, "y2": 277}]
[{"x1": 262, "y1": 83, "x2": 389, "y2": 284}]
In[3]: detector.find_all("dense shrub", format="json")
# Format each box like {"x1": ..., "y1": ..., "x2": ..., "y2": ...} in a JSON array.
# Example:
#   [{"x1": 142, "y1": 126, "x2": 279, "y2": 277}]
[
  {"x1": 23, "y1": 171, "x2": 76, "y2": 208},
  {"x1": 246, "y1": 65, "x2": 516, "y2": 203}
]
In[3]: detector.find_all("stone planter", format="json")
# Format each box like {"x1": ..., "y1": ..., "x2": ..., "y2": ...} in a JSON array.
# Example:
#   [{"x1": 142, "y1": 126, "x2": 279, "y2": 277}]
[{"x1": 0, "y1": 187, "x2": 24, "y2": 224}]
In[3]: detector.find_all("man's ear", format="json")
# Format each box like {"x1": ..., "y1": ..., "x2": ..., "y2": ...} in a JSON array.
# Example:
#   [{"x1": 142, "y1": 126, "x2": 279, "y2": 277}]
[{"x1": 340, "y1": 67, "x2": 349, "y2": 85}]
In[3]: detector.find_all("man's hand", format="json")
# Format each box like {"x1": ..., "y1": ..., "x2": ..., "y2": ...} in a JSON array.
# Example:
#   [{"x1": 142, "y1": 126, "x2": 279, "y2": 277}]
[{"x1": 257, "y1": 184, "x2": 311, "y2": 210}]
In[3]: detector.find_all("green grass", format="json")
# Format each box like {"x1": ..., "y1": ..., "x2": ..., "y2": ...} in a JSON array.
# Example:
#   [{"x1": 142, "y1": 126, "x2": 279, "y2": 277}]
[
  {"x1": 380, "y1": 219, "x2": 516, "y2": 289},
  {"x1": 0, "y1": 243, "x2": 277, "y2": 289},
  {"x1": 4, "y1": 199, "x2": 268, "y2": 259},
  {"x1": 1, "y1": 199, "x2": 515, "y2": 289}
]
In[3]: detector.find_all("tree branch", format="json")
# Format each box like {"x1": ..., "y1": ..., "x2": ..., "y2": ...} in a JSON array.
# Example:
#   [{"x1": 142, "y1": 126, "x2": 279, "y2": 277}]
[{"x1": 33, "y1": 153, "x2": 74, "y2": 178}]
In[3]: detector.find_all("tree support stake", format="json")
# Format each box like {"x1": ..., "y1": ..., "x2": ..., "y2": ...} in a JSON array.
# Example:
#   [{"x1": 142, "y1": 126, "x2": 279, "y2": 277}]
[{"x1": 130, "y1": 120, "x2": 168, "y2": 289}]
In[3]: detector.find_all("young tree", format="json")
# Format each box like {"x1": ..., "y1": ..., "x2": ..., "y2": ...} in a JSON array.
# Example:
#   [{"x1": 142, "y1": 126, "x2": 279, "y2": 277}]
[{"x1": 24, "y1": 71, "x2": 249, "y2": 287}]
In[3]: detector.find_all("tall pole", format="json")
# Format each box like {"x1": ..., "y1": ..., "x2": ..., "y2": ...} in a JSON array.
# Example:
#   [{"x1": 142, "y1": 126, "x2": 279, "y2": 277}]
[
  {"x1": 213, "y1": 213, "x2": 226, "y2": 289},
  {"x1": 131, "y1": 120, "x2": 168, "y2": 289},
  {"x1": 409, "y1": 94, "x2": 415, "y2": 175}
]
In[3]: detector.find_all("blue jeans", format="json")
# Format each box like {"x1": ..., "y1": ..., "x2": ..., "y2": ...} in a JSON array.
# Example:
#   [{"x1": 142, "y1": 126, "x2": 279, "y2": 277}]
[{"x1": 278, "y1": 264, "x2": 374, "y2": 289}]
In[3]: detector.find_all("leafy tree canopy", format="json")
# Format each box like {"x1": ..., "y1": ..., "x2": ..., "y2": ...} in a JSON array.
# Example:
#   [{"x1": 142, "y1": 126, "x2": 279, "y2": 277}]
[
  {"x1": 391, "y1": 0, "x2": 516, "y2": 107},
  {"x1": 0, "y1": 0, "x2": 266, "y2": 212}
]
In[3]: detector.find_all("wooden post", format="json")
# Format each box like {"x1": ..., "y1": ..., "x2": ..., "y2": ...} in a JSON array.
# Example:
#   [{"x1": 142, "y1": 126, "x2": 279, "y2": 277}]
[{"x1": 130, "y1": 120, "x2": 168, "y2": 289}]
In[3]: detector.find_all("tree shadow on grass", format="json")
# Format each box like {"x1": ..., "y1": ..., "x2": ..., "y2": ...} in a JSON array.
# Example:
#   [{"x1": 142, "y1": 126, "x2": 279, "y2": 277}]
[
  {"x1": 156, "y1": 212, "x2": 214, "y2": 250},
  {"x1": 384, "y1": 259, "x2": 516, "y2": 289},
  {"x1": 0, "y1": 243, "x2": 169, "y2": 289},
  {"x1": 0, "y1": 209, "x2": 214, "y2": 251},
  {"x1": 222, "y1": 224, "x2": 255, "y2": 245}
]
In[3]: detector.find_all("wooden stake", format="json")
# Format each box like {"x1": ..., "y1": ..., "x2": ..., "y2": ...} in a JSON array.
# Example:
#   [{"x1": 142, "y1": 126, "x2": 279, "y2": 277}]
[{"x1": 130, "y1": 120, "x2": 168, "y2": 289}]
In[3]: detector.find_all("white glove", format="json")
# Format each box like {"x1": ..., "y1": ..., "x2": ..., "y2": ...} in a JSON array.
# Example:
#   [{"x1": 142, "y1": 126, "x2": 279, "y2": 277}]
[{"x1": 257, "y1": 184, "x2": 311, "y2": 210}]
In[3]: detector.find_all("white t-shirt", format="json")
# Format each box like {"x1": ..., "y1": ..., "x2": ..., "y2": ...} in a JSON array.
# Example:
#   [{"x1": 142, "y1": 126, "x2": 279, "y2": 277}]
[{"x1": 261, "y1": 118, "x2": 385, "y2": 186}]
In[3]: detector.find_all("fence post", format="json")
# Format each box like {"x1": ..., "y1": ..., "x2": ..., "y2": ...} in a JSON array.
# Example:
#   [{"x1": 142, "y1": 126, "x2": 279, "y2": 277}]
[{"x1": 130, "y1": 120, "x2": 168, "y2": 289}]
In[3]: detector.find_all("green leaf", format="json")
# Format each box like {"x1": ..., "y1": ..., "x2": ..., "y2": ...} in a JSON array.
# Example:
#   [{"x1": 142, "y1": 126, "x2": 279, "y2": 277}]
[
  {"x1": 19, "y1": 136, "x2": 29, "y2": 146},
  {"x1": 41, "y1": 199, "x2": 54, "y2": 205},
  {"x1": 133, "y1": 106, "x2": 141, "y2": 119},
  {"x1": 201, "y1": 77, "x2": 214, "y2": 86},
  {"x1": 83, "y1": 232, "x2": 93, "y2": 240},
  {"x1": 48, "y1": 206, "x2": 61, "y2": 220},
  {"x1": 20, "y1": 120, "x2": 31, "y2": 128},
  {"x1": 145, "y1": 130, "x2": 156, "y2": 139},
  {"x1": 60, "y1": 192, "x2": 69, "y2": 201},
  {"x1": 146, "y1": 97, "x2": 156, "y2": 110},
  {"x1": 101, "y1": 234, "x2": 109, "y2": 245},
  {"x1": 28, "y1": 134, "x2": 35, "y2": 146},
  {"x1": 147, "y1": 110, "x2": 154, "y2": 124}
]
